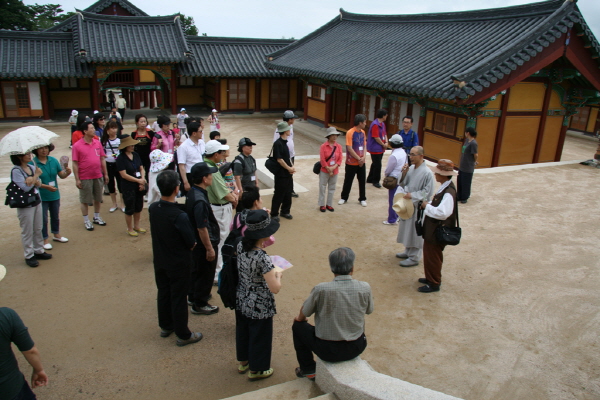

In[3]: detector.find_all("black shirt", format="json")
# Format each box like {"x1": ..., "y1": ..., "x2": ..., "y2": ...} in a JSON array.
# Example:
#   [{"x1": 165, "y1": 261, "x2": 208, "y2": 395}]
[
  {"x1": 185, "y1": 186, "x2": 220, "y2": 247},
  {"x1": 131, "y1": 130, "x2": 154, "y2": 165},
  {"x1": 116, "y1": 151, "x2": 142, "y2": 192},
  {"x1": 272, "y1": 137, "x2": 291, "y2": 177},
  {"x1": 232, "y1": 153, "x2": 257, "y2": 188},
  {"x1": 149, "y1": 200, "x2": 196, "y2": 270}
]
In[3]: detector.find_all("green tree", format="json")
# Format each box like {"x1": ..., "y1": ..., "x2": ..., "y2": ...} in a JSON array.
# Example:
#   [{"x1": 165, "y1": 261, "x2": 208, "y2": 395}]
[
  {"x1": 180, "y1": 14, "x2": 198, "y2": 36},
  {"x1": 29, "y1": 4, "x2": 74, "y2": 30},
  {"x1": 1, "y1": 0, "x2": 36, "y2": 31}
]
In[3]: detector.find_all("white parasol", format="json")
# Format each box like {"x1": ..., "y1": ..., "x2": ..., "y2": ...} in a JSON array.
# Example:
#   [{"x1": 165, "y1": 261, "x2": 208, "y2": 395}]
[{"x1": 0, "y1": 126, "x2": 60, "y2": 156}]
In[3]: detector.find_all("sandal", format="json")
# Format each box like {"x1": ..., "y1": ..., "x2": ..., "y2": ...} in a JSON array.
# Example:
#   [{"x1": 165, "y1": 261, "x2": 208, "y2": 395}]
[
  {"x1": 127, "y1": 230, "x2": 139, "y2": 237},
  {"x1": 238, "y1": 362, "x2": 249, "y2": 374},
  {"x1": 295, "y1": 367, "x2": 316, "y2": 381},
  {"x1": 134, "y1": 228, "x2": 147, "y2": 233},
  {"x1": 248, "y1": 368, "x2": 274, "y2": 381}
]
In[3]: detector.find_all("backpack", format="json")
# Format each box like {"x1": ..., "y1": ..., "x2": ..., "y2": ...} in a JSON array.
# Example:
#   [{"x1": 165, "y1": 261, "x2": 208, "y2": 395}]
[{"x1": 218, "y1": 212, "x2": 245, "y2": 309}]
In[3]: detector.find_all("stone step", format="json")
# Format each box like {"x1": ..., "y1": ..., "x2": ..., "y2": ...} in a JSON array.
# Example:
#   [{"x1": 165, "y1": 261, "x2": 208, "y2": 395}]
[
  {"x1": 220, "y1": 378, "x2": 324, "y2": 400},
  {"x1": 312, "y1": 394, "x2": 338, "y2": 399}
]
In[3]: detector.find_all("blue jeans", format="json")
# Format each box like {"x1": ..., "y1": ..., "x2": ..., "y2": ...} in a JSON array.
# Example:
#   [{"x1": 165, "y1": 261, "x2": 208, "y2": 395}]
[{"x1": 41, "y1": 199, "x2": 60, "y2": 239}]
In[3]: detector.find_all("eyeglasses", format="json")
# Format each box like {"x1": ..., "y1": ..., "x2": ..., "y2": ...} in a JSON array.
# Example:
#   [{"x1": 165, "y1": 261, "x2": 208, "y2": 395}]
[{"x1": 409, "y1": 153, "x2": 420, "y2": 156}]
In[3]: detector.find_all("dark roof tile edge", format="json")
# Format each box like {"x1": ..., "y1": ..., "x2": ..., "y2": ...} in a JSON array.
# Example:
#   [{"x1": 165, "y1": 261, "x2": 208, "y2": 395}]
[
  {"x1": 75, "y1": 9, "x2": 179, "y2": 24},
  {"x1": 187, "y1": 36, "x2": 295, "y2": 45},
  {"x1": 83, "y1": 0, "x2": 148, "y2": 16}
]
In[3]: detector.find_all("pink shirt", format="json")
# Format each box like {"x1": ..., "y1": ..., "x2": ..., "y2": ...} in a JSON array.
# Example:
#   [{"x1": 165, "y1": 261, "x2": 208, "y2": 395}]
[
  {"x1": 319, "y1": 141, "x2": 343, "y2": 175},
  {"x1": 72, "y1": 138, "x2": 106, "y2": 180},
  {"x1": 151, "y1": 130, "x2": 177, "y2": 154}
]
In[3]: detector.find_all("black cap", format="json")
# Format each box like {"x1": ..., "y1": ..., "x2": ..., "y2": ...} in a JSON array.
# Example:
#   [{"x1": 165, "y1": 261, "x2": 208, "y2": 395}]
[{"x1": 191, "y1": 162, "x2": 218, "y2": 181}]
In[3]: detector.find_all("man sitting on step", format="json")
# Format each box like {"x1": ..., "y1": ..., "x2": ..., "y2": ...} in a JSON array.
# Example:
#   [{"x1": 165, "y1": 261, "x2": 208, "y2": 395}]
[{"x1": 292, "y1": 247, "x2": 374, "y2": 380}]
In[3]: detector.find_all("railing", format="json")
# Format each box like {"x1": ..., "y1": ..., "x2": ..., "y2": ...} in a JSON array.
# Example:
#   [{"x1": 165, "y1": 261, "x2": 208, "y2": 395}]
[{"x1": 105, "y1": 71, "x2": 134, "y2": 83}]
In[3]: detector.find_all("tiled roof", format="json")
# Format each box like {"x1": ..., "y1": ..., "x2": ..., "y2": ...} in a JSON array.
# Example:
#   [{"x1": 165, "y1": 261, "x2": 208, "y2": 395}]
[
  {"x1": 266, "y1": 0, "x2": 600, "y2": 100},
  {"x1": 84, "y1": 0, "x2": 148, "y2": 16},
  {"x1": 0, "y1": 31, "x2": 92, "y2": 78},
  {"x1": 178, "y1": 37, "x2": 294, "y2": 78},
  {"x1": 73, "y1": 11, "x2": 192, "y2": 63}
]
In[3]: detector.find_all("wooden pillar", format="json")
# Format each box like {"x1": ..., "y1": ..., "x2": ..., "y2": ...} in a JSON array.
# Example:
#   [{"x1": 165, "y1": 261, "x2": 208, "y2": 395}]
[
  {"x1": 350, "y1": 92, "x2": 358, "y2": 121},
  {"x1": 532, "y1": 81, "x2": 553, "y2": 163},
  {"x1": 417, "y1": 106, "x2": 426, "y2": 146},
  {"x1": 324, "y1": 87, "x2": 332, "y2": 127},
  {"x1": 554, "y1": 120, "x2": 570, "y2": 162},
  {"x1": 491, "y1": 89, "x2": 510, "y2": 167},
  {"x1": 214, "y1": 78, "x2": 221, "y2": 111},
  {"x1": 255, "y1": 78, "x2": 261, "y2": 112},
  {"x1": 40, "y1": 80, "x2": 51, "y2": 120},
  {"x1": 133, "y1": 70, "x2": 140, "y2": 109},
  {"x1": 91, "y1": 70, "x2": 100, "y2": 112},
  {"x1": 170, "y1": 68, "x2": 177, "y2": 115},
  {"x1": 303, "y1": 81, "x2": 309, "y2": 118}
]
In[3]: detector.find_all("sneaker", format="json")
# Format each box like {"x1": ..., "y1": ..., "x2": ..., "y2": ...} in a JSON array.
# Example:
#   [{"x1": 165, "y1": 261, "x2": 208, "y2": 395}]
[
  {"x1": 43, "y1": 243, "x2": 53, "y2": 250},
  {"x1": 383, "y1": 221, "x2": 398, "y2": 225},
  {"x1": 248, "y1": 368, "x2": 274, "y2": 381},
  {"x1": 400, "y1": 259, "x2": 419, "y2": 267},
  {"x1": 34, "y1": 252, "x2": 52, "y2": 260},
  {"x1": 84, "y1": 220, "x2": 94, "y2": 231},
  {"x1": 93, "y1": 217, "x2": 106, "y2": 226},
  {"x1": 160, "y1": 329, "x2": 174, "y2": 338},
  {"x1": 176, "y1": 332, "x2": 203, "y2": 347},
  {"x1": 295, "y1": 367, "x2": 316, "y2": 381},
  {"x1": 25, "y1": 257, "x2": 39, "y2": 268},
  {"x1": 360, "y1": 200, "x2": 367, "y2": 207},
  {"x1": 338, "y1": 199, "x2": 346, "y2": 205},
  {"x1": 191, "y1": 304, "x2": 219, "y2": 315},
  {"x1": 326, "y1": 206, "x2": 334, "y2": 212}
]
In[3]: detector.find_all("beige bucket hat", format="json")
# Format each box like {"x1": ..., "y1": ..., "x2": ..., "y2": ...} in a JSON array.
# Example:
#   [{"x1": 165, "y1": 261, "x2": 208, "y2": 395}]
[{"x1": 392, "y1": 193, "x2": 415, "y2": 220}]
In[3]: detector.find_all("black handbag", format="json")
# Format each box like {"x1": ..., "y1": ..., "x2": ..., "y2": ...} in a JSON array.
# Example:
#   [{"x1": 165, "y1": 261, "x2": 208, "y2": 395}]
[
  {"x1": 313, "y1": 145, "x2": 337, "y2": 174},
  {"x1": 5, "y1": 167, "x2": 41, "y2": 209},
  {"x1": 265, "y1": 146, "x2": 281, "y2": 175},
  {"x1": 435, "y1": 205, "x2": 461, "y2": 246},
  {"x1": 415, "y1": 201, "x2": 425, "y2": 237}
]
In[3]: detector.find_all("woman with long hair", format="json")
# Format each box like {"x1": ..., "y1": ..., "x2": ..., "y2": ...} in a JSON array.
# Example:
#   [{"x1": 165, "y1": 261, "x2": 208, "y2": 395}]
[
  {"x1": 92, "y1": 113, "x2": 106, "y2": 139},
  {"x1": 101, "y1": 120, "x2": 123, "y2": 212},
  {"x1": 235, "y1": 210, "x2": 281, "y2": 381},
  {"x1": 208, "y1": 109, "x2": 219, "y2": 132},
  {"x1": 9, "y1": 153, "x2": 52, "y2": 267}
]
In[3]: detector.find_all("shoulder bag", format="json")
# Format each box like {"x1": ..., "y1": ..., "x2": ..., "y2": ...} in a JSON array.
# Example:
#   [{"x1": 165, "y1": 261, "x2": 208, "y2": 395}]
[
  {"x1": 5, "y1": 166, "x2": 41, "y2": 209},
  {"x1": 265, "y1": 146, "x2": 281, "y2": 175},
  {"x1": 435, "y1": 199, "x2": 461, "y2": 246},
  {"x1": 313, "y1": 145, "x2": 337, "y2": 174}
]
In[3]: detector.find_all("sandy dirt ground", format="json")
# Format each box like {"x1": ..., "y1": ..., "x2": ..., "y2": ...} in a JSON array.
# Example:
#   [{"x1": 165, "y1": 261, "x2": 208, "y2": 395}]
[{"x1": 0, "y1": 116, "x2": 598, "y2": 400}]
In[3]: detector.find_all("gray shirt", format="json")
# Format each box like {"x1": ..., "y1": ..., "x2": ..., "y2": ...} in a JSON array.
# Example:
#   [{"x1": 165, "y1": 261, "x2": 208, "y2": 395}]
[
  {"x1": 459, "y1": 139, "x2": 478, "y2": 173},
  {"x1": 302, "y1": 275, "x2": 374, "y2": 341}
]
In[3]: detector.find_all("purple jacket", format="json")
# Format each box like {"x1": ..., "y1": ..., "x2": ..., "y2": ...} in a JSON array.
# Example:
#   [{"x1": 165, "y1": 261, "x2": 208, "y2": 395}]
[{"x1": 367, "y1": 119, "x2": 387, "y2": 153}]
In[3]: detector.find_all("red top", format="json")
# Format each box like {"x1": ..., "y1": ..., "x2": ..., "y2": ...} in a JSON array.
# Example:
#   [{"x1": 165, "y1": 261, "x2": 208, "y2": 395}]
[{"x1": 319, "y1": 141, "x2": 343, "y2": 175}]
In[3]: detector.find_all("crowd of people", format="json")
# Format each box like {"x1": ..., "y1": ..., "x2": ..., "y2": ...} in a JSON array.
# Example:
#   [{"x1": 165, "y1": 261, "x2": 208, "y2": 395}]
[{"x1": 4, "y1": 106, "x2": 476, "y2": 393}]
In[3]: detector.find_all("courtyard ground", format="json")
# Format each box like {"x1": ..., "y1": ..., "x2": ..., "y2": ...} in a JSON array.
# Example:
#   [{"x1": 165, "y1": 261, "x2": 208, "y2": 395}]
[{"x1": 0, "y1": 115, "x2": 598, "y2": 399}]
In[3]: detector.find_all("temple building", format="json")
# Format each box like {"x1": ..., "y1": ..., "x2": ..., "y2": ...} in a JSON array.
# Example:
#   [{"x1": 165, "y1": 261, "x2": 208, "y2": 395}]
[{"x1": 1, "y1": 0, "x2": 599, "y2": 166}]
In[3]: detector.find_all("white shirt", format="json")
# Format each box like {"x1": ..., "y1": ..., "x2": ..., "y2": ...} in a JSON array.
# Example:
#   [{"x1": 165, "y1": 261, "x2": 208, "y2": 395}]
[
  {"x1": 384, "y1": 148, "x2": 407, "y2": 179},
  {"x1": 177, "y1": 137, "x2": 205, "y2": 173},
  {"x1": 116, "y1": 98, "x2": 127, "y2": 108},
  {"x1": 424, "y1": 180, "x2": 454, "y2": 220},
  {"x1": 273, "y1": 124, "x2": 295, "y2": 158}
]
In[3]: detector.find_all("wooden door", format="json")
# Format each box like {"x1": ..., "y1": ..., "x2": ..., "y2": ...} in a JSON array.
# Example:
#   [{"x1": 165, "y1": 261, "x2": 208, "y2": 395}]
[
  {"x1": 269, "y1": 79, "x2": 288, "y2": 109},
  {"x1": 332, "y1": 89, "x2": 350, "y2": 124},
  {"x1": 228, "y1": 79, "x2": 248, "y2": 109},
  {"x1": 570, "y1": 107, "x2": 590, "y2": 131},
  {"x1": 1, "y1": 82, "x2": 32, "y2": 117}
]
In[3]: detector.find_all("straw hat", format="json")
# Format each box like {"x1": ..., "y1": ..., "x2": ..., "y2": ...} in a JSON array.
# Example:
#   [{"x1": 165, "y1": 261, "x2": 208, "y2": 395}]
[
  {"x1": 392, "y1": 193, "x2": 415, "y2": 220},
  {"x1": 432, "y1": 159, "x2": 458, "y2": 176},
  {"x1": 118, "y1": 136, "x2": 140, "y2": 150},
  {"x1": 0, "y1": 265, "x2": 5, "y2": 283}
]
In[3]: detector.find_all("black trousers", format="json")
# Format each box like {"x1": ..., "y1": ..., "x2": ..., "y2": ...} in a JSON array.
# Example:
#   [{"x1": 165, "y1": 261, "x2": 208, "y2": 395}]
[
  {"x1": 155, "y1": 265, "x2": 191, "y2": 340},
  {"x1": 340, "y1": 164, "x2": 366, "y2": 202},
  {"x1": 188, "y1": 242, "x2": 218, "y2": 307},
  {"x1": 457, "y1": 171, "x2": 473, "y2": 201},
  {"x1": 118, "y1": 108, "x2": 126, "y2": 120},
  {"x1": 236, "y1": 311, "x2": 273, "y2": 372},
  {"x1": 292, "y1": 320, "x2": 367, "y2": 373},
  {"x1": 366, "y1": 153, "x2": 383, "y2": 184},
  {"x1": 271, "y1": 174, "x2": 292, "y2": 216}
]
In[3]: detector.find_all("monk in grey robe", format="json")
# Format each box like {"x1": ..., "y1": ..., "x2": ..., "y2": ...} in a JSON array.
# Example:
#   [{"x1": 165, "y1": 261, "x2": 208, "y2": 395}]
[{"x1": 395, "y1": 146, "x2": 435, "y2": 267}]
